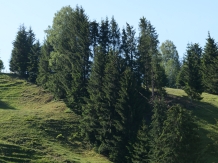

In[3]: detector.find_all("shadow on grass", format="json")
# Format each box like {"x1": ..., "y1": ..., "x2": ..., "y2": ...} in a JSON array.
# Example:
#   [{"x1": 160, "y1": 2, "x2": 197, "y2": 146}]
[
  {"x1": 0, "y1": 101, "x2": 16, "y2": 110},
  {"x1": 167, "y1": 94, "x2": 218, "y2": 125},
  {"x1": 0, "y1": 142, "x2": 37, "y2": 162},
  {"x1": 167, "y1": 94, "x2": 218, "y2": 162}
]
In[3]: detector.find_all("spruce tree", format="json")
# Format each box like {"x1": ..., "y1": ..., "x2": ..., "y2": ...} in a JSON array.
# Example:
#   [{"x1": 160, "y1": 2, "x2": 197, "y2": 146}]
[
  {"x1": 112, "y1": 68, "x2": 148, "y2": 162},
  {"x1": 176, "y1": 64, "x2": 187, "y2": 88},
  {"x1": 137, "y1": 17, "x2": 151, "y2": 90},
  {"x1": 97, "y1": 50, "x2": 121, "y2": 155},
  {"x1": 121, "y1": 23, "x2": 136, "y2": 68},
  {"x1": 89, "y1": 20, "x2": 99, "y2": 57},
  {"x1": 149, "y1": 98, "x2": 167, "y2": 162},
  {"x1": 131, "y1": 119, "x2": 149, "y2": 163},
  {"x1": 46, "y1": 6, "x2": 91, "y2": 113},
  {"x1": 202, "y1": 33, "x2": 218, "y2": 94},
  {"x1": 159, "y1": 105, "x2": 199, "y2": 163},
  {"x1": 137, "y1": 17, "x2": 165, "y2": 96},
  {"x1": 80, "y1": 46, "x2": 106, "y2": 144},
  {"x1": 109, "y1": 17, "x2": 120, "y2": 52},
  {"x1": 67, "y1": 6, "x2": 90, "y2": 113},
  {"x1": 28, "y1": 40, "x2": 41, "y2": 83},
  {"x1": 120, "y1": 23, "x2": 138, "y2": 81},
  {"x1": 99, "y1": 17, "x2": 110, "y2": 54},
  {"x1": 10, "y1": 25, "x2": 36, "y2": 78},
  {"x1": 183, "y1": 43, "x2": 203, "y2": 100},
  {"x1": 36, "y1": 39, "x2": 53, "y2": 88},
  {"x1": 10, "y1": 25, "x2": 29, "y2": 77}
]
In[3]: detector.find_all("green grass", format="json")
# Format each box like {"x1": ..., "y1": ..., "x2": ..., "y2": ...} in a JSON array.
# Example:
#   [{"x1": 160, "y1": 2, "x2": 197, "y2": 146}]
[
  {"x1": 2, "y1": 73, "x2": 218, "y2": 162},
  {"x1": 0, "y1": 73, "x2": 111, "y2": 163},
  {"x1": 166, "y1": 88, "x2": 218, "y2": 163}
]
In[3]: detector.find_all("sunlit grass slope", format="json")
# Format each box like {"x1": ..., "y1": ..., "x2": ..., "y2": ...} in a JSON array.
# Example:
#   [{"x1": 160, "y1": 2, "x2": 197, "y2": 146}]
[
  {"x1": 0, "y1": 73, "x2": 111, "y2": 163},
  {"x1": 166, "y1": 88, "x2": 218, "y2": 163}
]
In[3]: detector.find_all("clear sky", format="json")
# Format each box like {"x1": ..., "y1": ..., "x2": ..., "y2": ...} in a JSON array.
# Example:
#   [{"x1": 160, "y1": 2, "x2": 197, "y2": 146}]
[{"x1": 0, "y1": 0, "x2": 218, "y2": 71}]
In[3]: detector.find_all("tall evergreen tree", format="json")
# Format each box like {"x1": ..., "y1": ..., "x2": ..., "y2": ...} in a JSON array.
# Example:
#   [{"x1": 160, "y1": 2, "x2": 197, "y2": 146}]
[
  {"x1": 80, "y1": 46, "x2": 106, "y2": 144},
  {"x1": 112, "y1": 68, "x2": 149, "y2": 162},
  {"x1": 182, "y1": 43, "x2": 203, "y2": 100},
  {"x1": 36, "y1": 39, "x2": 53, "y2": 88},
  {"x1": 176, "y1": 63, "x2": 187, "y2": 88},
  {"x1": 131, "y1": 119, "x2": 149, "y2": 163},
  {"x1": 10, "y1": 25, "x2": 36, "y2": 78},
  {"x1": 10, "y1": 25, "x2": 29, "y2": 77},
  {"x1": 120, "y1": 23, "x2": 138, "y2": 81},
  {"x1": 109, "y1": 17, "x2": 120, "y2": 52},
  {"x1": 28, "y1": 40, "x2": 41, "y2": 83},
  {"x1": 137, "y1": 17, "x2": 165, "y2": 96},
  {"x1": 159, "y1": 105, "x2": 199, "y2": 163},
  {"x1": 99, "y1": 17, "x2": 110, "y2": 54},
  {"x1": 98, "y1": 51, "x2": 121, "y2": 155},
  {"x1": 67, "y1": 6, "x2": 91, "y2": 113},
  {"x1": 46, "y1": 6, "x2": 91, "y2": 113},
  {"x1": 137, "y1": 17, "x2": 151, "y2": 90},
  {"x1": 89, "y1": 20, "x2": 99, "y2": 57},
  {"x1": 149, "y1": 98, "x2": 167, "y2": 162},
  {"x1": 202, "y1": 33, "x2": 218, "y2": 94}
]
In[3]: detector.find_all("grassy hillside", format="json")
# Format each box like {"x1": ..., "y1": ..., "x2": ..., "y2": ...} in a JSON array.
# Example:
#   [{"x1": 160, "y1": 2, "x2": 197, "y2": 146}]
[
  {"x1": 0, "y1": 73, "x2": 111, "y2": 163},
  {"x1": 166, "y1": 88, "x2": 218, "y2": 163},
  {"x1": 1, "y1": 73, "x2": 218, "y2": 162}
]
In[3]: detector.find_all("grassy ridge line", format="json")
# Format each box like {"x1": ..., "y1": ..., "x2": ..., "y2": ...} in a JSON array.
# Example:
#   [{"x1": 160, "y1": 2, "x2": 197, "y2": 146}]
[
  {"x1": 166, "y1": 88, "x2": 218, "y2": 163},
  {"x1": 0, "y1": 73, "x2": 111, "y2": 163}
]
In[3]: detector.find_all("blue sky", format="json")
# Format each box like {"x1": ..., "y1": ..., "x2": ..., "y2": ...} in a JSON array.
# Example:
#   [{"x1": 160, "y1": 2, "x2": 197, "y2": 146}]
[{"x1": 0, "y1": 0, "x2": 218, "y2": 71}]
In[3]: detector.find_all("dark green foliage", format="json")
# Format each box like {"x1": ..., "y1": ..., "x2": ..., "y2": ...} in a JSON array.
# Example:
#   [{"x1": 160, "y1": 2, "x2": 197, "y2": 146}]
[
  {"x1": 131, "y1": 120, "x2": 149, "y2": 163},
  {"x1": 152, "y1": 53, "x2": 167, "y2": 96},
  {"x1": 137, "y1": 17, "x2": 151, "y2": 90},
  {"x1": 80, "y1": 46, "x2": 106, "y2": 144},
  {"x1": 109, "y1": 17, "x2": 120, "y2": 52},
  {"x1": 0, "y1": 58, "x2": 4, "y2": 72},
  {"x1": 182, "y1": 43, "x2": 203, "y2": 100},
  {"x1": 99, "y1": 51, "x2": 121, "y2": 154},
  {"x1": 120, "y1": 23, "x2": 140, "y2": 84},
  {"x1": 125, "y1": 23, "x2": 137, "y2": 69},
  {"x1": 149, "y1": 98, "x2": 167, "y2": 162},
  {"x1": 65, "y1": 6, "x2": 90, "y2": 113},
  {"x1": 28, "y1": 40, "x2": 41, "y2": 83},
  {"x1": 202, "y1": 33, "x2": 218, "y2": 94},
  {"x1": 112, "y1": 68, "x2": 149, "y2": 162},
  {"x1": 176, "y1": 64, "x2": 186, "y2": 88},
  {"x1": 158, "y1": 105, "x2": 199, "y2": 163},
  {"x1": 46, "y1": 6, "x2": 91, "y2": 113},
  {"x1": 99, "y1": 17, "x2": 110, "y2": 54},
  {"x1": 36, "y1": 39, "x2": 53, "y2": 88},
  {"x1": 137, "y1": 17, "x2": 165, "y2": 96},
  {"x1": 10, "y1": 25, "x2": 35, "y2": 77},
  {"x1": 89, "y1": 20, "x2": 99, "y2": 57}
]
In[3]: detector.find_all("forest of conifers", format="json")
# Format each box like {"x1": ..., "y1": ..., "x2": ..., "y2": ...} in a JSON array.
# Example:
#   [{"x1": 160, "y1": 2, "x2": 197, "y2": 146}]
[{"x1": 4, "y1": 5, "x2": 218, "y2": 163}]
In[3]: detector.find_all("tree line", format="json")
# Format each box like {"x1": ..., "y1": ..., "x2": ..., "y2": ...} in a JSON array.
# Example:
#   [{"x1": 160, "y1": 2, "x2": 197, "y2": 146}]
[{"x1": 8, "y1": 5, "x2": 218, "y2": 162}]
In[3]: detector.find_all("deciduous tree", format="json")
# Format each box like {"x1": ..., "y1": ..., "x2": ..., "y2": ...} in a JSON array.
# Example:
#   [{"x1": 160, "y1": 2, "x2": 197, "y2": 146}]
[{"x1": 160, "y1": 40, "x2": 180, "y2": 87}]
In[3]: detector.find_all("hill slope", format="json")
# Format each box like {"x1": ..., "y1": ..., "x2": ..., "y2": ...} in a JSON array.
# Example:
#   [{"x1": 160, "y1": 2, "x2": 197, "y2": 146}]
[
  {"x1": 1, "y1": 73, "x2": 218, "y2": 162},
  {"x1": 0, "y1": 73, "x2": 111, "y2": 163},
  {"x1": 166, "y1": 88, "x2": 218, "y2": 163}
]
